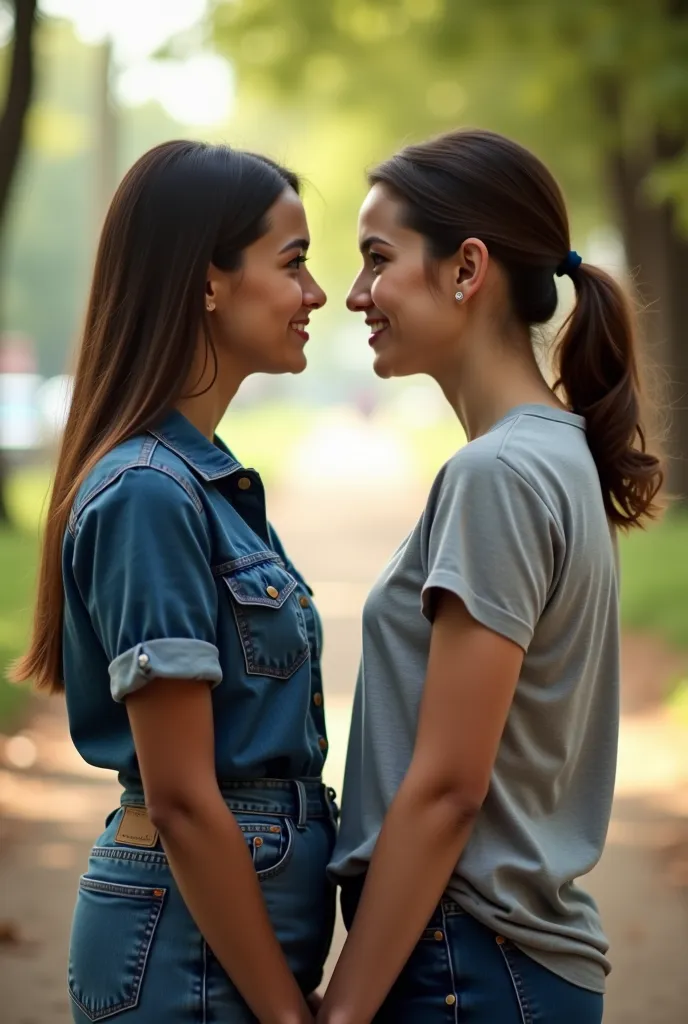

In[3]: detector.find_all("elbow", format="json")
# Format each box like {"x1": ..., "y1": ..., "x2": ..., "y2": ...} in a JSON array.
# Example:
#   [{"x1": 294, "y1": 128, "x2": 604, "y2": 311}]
[
  {"x1": 409, "y1": 774, "x2": 488, "y2": 831},
  {"x1": 146, "y1": 790, "x2": 204, "y2": 834},
  {"x1": 434, "y1": 788, "x2": 485, "y2": 831}
]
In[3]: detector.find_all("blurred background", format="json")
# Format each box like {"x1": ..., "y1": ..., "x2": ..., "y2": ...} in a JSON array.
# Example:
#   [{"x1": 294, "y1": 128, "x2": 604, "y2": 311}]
[{"x1": 0, "y1": 1, "x2": 686, "y2": 1021}]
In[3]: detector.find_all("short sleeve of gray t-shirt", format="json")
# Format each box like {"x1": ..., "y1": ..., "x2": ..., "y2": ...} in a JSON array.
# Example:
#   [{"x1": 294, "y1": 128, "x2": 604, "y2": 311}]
[
  {"x1": 330, "y1": 405, "x2": 620, "y2": 994},
  {"x1": 421, "y1": 451, "x2": 560, "y2": 650}
]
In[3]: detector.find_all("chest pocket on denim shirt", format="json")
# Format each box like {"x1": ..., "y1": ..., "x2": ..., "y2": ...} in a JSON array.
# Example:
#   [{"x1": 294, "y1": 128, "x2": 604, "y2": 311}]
[{"x1": 222, "y1": 557, "x2": 310, "y2": 680}]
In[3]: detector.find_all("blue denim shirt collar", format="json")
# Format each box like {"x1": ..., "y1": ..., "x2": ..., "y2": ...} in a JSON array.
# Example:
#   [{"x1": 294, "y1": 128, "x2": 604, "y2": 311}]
[{"x1": 149, "y1": 409, "x2": 241, "y2": 481}]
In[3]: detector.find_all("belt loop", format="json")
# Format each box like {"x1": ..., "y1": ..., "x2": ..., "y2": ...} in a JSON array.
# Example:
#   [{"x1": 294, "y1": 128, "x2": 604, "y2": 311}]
[
  {"x1": 326, "y1": 786, "x2": 340, "y2": 825},
  {"x1": 294, "y1": 780, "x2": 308, "y2": 830}
]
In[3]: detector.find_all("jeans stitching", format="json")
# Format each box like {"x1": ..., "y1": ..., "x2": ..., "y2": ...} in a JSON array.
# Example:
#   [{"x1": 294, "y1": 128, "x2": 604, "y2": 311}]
[
  {"x1": 224, "y1": 573, "x2": 298, "y2": 608},
  {"x1": 137, "y1": 437, "x2": 157, "y2": 466},
  {"x1": 440, "y1": 902, "x2": 459, "y2": 1023},
  {"x1": 147, "y1": 429, "x2": 240, "y2": 479},
  {"x1": 497, "y1": 941, "x2": 532, "y2": 1024},
  {"x1": 255, "y1": 817, "x2": 295, "y2": 880},
  {"x1": 69, "y1": 881, "x2": 165, "y2": 1019},
  {"x1": 213, "y1": 551, "x2": 281, "y2": 575},
  {"x1": 91, "y1": 846, "x2": 168, "y2": 865},
  {"x1": 229, "y1": 589, "x2": 310, "y2": 680},
  {"x1": 71, "y1": 461, "x2": 205, "y2": 528}
]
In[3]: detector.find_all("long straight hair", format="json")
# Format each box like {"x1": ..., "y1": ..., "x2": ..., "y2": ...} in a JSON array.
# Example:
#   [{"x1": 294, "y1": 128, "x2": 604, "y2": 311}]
[
  {"x1": 12, "y1": 141, "x2": 298, "y2": 693},
  {"x1": 371, "y1": 129, "x2": 663, "y2": 527}
]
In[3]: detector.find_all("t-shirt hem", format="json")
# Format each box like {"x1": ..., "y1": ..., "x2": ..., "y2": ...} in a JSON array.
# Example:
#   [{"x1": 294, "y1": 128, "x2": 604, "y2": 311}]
[
  {"x1": 421, "y1": 569, "x2": 533, "y2": 650},
  {"x1": 510, "y1": 940, "x2": 607, "y2": 994}
]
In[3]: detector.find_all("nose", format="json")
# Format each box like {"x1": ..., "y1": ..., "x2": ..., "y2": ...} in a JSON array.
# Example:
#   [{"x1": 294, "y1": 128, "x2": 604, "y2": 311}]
[
  {"x1": 302, "y1": 269, "x2": 327, "y2": 310},
  {"x1": 346, "y1": 272, "x2": 372, "y2": 313}
]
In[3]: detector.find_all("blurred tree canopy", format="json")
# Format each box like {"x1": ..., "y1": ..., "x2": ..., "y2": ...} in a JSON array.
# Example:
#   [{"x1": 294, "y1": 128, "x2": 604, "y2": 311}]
[
  {"x1": 1, "y1": 17, "x2": 191, "y2": 378},
  {"x1": 213, "y1": 0, "x2": 688, "y2": 500}
]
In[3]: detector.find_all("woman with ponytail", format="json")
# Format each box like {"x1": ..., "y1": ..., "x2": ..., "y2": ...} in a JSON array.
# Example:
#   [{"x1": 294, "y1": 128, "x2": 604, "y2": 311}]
[{"x1": 322, "y1": 129, "x2": 662, "y2": 1023}]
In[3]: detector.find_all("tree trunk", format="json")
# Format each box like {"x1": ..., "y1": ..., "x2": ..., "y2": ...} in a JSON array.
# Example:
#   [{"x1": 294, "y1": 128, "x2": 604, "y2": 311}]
[
  {"x1": 608, "y1": 140, "x2": 688, "y2": 506},
  {"x1": 0, "y1": 0, "x2": 38, "y2": 525}
]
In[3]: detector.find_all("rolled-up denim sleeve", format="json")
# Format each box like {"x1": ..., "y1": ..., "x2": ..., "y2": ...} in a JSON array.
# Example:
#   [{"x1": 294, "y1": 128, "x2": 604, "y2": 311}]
[{"x1": 71, "y1": 467, "x2": 222, "y2": 701}]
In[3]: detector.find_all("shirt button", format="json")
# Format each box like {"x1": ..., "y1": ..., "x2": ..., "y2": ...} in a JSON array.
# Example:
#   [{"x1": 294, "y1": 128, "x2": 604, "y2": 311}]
[
  {"x1": 266, "y1": 586, "x2": 279, "y2": 599},
  {"x1": 313, "y1": 692, "x2": 323, "y2": 707},
  {"x1": 137, "y1": 653, "x2": 150, "y2": 668},
  {"x1": 318, "y1": 737, "x2": 328, "y2": 752},
  {"x1": 445, "y1": 995, "x2": 456, "y2": 1006},
  {"x1": 299, "y1": 595, "x2": 310, "y2": 608},
  {"x1": 237, "y1": 477, "x2": 251, "y2": 490}
]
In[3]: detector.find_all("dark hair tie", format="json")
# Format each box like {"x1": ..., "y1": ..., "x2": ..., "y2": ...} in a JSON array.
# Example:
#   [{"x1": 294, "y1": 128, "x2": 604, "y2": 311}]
[{"x1": 556, "y1": 250, "x2": 582, "y2": 278}]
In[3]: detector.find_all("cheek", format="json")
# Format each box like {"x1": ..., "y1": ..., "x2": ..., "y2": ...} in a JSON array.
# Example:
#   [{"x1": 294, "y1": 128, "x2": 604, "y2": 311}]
[
  {"x1": 267, "y1": 275, "x2": 303, "y2": 320},
  {"x1": 373, "y1": 269, "x2": 432, "y2": 329},
  {"x1": 233, "y1": 274, "x2": 302, "y2": 330}
]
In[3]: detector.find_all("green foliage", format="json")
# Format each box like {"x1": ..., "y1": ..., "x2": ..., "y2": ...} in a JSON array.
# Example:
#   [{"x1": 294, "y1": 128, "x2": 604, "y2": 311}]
[
  {"x1": 213, "y1": 0, "x2": 688, "y2": 228},
  {"x1": 1, "y1": 18, "x2": 201, "y2": 376},
  {"x1": 618, "y1": 512, "x2": 688, "y2": 650},
  {"x1": 0, "y1": 526, "x2": 37, "y2": 728}
]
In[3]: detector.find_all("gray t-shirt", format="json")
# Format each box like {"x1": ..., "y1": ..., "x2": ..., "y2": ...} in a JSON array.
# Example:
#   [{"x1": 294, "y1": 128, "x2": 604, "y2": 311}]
[{"x1": 330, "y1": 404, "x2": 619, "y2": 993}]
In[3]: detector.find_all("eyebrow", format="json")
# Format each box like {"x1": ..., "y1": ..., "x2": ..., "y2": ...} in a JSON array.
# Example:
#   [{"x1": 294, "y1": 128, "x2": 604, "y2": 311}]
[
  {"x1": 360, "y1": 235, "x2": 393, "y2": 253},
  {"x1": 279, "y1": 237, "x2": 310, "y2": 254}
]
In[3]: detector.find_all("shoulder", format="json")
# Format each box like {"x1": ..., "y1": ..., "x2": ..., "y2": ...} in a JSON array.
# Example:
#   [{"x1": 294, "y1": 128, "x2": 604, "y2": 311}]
[
  {"x1": 428, "y1": 417, "x2": 584, "y2": 537},
  {"x1": 70, "y1": 434, "x2": 205, "y2": 536}
]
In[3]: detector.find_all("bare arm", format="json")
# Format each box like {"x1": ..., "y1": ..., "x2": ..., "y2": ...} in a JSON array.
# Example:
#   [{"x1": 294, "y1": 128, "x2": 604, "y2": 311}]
[
  {"x1": 318, "y1": 592, "x2": 524, "y2": 1024},
  {"x1": 126, "y1": 679, "x2": 312, "y2": 1024}
]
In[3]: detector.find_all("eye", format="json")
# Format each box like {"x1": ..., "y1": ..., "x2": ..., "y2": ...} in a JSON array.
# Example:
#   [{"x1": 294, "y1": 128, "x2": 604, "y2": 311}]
[
  {"x1": 369, "y1": 251, "x2": 387, "y2": 271},
  {"x1": 287, "y1": 253, "x2": 308, "y2": 270}
]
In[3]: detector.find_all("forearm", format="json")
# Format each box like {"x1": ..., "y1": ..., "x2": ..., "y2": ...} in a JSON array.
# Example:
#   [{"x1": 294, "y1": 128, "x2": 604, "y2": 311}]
[
  {"x1": 319, "y1": 778, "x2": 480, "y2": 1024},
  {"x1": 155, "y1": 794, "x2": 311, "y2": 1024}
]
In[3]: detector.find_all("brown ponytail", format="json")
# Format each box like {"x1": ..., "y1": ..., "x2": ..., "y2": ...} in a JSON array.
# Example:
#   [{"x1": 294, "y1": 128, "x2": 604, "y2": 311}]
[
  {"x1": 554, "y1": 263, "x2": 663, "y2": 527},
  {"x1": 370, "y1": 128, "x2": 664, "y2": 529}
]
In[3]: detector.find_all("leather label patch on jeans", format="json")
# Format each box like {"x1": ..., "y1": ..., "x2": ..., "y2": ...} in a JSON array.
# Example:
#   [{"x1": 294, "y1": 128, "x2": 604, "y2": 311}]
[{"x1": 115, "y1": 806, "x2": 159, "y2": 848}]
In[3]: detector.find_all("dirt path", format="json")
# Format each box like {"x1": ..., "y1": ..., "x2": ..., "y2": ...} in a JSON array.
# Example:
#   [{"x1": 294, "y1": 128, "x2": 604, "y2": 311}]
[{"x1": 1, "y1": 481, "x2": 687, "y2": 1022}]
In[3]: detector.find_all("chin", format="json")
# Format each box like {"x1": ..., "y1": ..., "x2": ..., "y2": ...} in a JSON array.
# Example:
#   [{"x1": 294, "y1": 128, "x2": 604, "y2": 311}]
[
  {"x1": 263, "y1": 349, "x2": 307, "y2": 375},
  {"x1": 373, "y1": 351, "x2": 408, "y2": 379}
]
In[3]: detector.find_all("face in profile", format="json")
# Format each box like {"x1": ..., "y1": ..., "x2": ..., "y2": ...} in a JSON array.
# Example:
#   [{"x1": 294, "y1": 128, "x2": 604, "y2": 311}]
[
  {"x1": 209, "y1": 187, "x2": 327, "y2": 376},
  {"x1": 347, "y1": 183, "x2": 465, "y2": 380}
]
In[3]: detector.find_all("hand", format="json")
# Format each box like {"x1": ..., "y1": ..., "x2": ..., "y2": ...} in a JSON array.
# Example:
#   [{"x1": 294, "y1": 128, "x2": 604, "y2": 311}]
[{"x1": 306, "y1": 991, "x2": 323, "y2": 1015}]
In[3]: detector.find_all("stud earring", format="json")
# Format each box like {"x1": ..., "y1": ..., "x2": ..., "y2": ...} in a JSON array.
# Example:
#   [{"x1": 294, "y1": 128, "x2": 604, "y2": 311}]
[
  {"x1": 206, "y1": 299, "x2": 216, "y2": 312},
  {"x1": 455, "y1": 290, "x2": 464, "y2": 302}
]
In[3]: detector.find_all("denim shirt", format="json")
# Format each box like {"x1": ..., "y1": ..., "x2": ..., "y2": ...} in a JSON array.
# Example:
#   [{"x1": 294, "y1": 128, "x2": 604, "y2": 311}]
[{"x1": 62, "y1": 410, "x2": 328, "y2": 786}]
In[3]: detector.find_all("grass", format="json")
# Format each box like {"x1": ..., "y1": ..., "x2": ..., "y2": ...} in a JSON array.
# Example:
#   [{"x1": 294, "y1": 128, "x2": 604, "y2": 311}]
[
  {"x1": 618, "y1": 511, "x2": 688, "y2": 651},
  {"x1": 0, "y1": 526, "x2": 39, "y2": 730}
]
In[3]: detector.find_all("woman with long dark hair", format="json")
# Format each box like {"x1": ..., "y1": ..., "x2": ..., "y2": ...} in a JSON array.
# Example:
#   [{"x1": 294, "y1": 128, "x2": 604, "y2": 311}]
[
  {"x1": 321, "y1": 129, "x2": 663, "y2": 1023},
  {"x1": 14, "y1": 140, "x2": 335, "y2": 1023}
]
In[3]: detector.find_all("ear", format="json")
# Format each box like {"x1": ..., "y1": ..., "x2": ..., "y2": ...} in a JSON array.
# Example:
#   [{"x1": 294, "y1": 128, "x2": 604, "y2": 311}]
[
  {"x1": 452, "y1": 238, "x2": 489, "y2": 303},
  {"x1": 205, "y1": 264, "x2": 219, "y2": 312}
]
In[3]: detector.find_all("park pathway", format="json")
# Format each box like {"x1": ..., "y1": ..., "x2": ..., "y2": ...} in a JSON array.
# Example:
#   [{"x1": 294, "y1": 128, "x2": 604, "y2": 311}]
[{"x1": 1, "y1": 478, "x2": 687, "y2": 1022}]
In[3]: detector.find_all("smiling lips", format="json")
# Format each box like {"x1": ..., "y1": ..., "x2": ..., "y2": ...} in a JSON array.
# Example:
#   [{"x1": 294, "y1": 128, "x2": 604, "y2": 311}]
[
  {"x1": 366, "y1": 318, "x2": 389, "y2": 345},
  {"x1": 289, "y1": 320, "x2": 309, "y2": 341}
]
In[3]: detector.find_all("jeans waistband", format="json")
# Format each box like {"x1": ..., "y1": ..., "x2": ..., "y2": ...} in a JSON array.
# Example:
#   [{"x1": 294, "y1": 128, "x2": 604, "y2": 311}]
[{"x1": 119, "y1": 777, "x2": 338, "y2": 828}]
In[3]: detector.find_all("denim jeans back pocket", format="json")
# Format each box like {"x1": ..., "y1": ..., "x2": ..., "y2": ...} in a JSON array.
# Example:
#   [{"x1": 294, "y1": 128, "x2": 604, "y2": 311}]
[
  {"x1": 238, "y1": 817, "x2": 294, "y2": 880},
  {"x1": 223, "y1": 562, "x2": 310, "y2": 679},
  {"x1": 69, "y1": 877, "x2": 166, "y2": 1020}
]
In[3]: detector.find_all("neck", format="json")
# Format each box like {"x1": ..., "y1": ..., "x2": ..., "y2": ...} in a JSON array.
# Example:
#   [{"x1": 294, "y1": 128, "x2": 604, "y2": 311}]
[
  {"x1": 175, "y1": 333, "x2": 246, "y2": 441},
  {"x1": 435, "y1": 322, "x2": 563, "y2": 441}
]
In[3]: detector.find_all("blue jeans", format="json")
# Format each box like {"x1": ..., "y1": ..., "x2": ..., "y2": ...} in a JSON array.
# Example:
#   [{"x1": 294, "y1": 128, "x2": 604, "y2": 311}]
[
  {"x1": 340, "y1": 878, "x2": 604, "y2": 1023},
  {"x1": 69, "y1": 780, "x2": 337, "y2": 1022}
]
